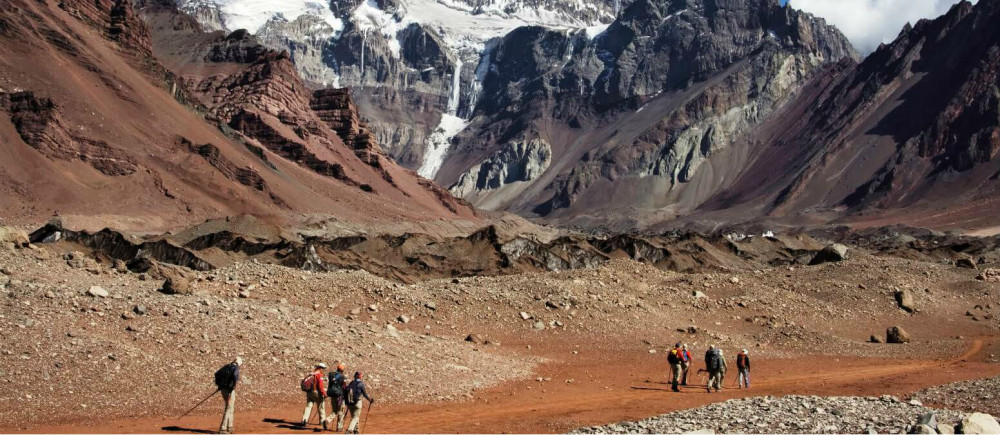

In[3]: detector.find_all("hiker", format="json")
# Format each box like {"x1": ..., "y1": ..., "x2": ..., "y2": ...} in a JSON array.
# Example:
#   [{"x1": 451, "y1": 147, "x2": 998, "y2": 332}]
[
  {"x1": 680, "y1": 343, "x2": 692, "y2": 386},
  {"x1": 345, "y1": 371, "x2": 376, "y2": 434},
  {"x1": 325, "y1": 363, "x2": 349, "y2": 431},
  {"x1": 736, "y1": 349, "x2": 751, "y2": 389},
  {"x1": 300, "y1": 363, "x2": 328, "y2": 429},
  {"x1": 667, "y1": 343, "x2": 683, "y2": 392},
  {"x1": 705, "y1": 345, "x2": 726, "y2": 392},
  {"x1": 717, "y1": 348, "x2": 729, "y2": 389},
  {"x1": 214, "y1": 356, "x2": 242, "y2": 434}
]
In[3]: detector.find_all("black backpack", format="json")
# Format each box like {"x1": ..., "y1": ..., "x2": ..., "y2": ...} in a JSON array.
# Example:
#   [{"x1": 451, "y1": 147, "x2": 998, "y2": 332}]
[
  {"x1": 706, "y1": 349, "x2": 721, "y2": 371},
  {"x1": 328, "y1": 372, "x2": 345, "y2": 397},
  {"x1": 215, "y1": 363, "x2": 237, "y2": 390},
  {"x1": 345, "y1": 379, "x2": 362, "y2": 404},
  {"x1": 667, "y1": 349, "x2": 680, "y2": 365}
]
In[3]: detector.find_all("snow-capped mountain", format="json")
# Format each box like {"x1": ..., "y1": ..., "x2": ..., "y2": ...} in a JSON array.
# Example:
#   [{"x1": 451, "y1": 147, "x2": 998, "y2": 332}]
[{"x1": 173, "y1": 0, "x2": 618, "y2": 175}]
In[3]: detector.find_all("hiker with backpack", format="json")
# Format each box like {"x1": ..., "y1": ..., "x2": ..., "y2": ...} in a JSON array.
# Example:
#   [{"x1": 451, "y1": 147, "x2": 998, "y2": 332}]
[
  {"x1": 214, "y1": 356, "x2": 242, "y2": 434},
  {"x1": 704, "y1": 345, "x2": 727, "y2": 393},
  {"x1": 345, "y1": 371, "x2": 375, "y2": 434},
  {"x1": 300, "y1": 363, "x2": 328, "y2": 429},
  {"x1": 667, "y1": 343, "x2": 683, "y2": 392},
  {"x1": 680, "y1": 343, "x2": 692, "y2": 386},
  {"x1": 736, "y1": 349, "x2": 751, "y2": 389},
  {"x1": 325, "y1": 363, "x2": 349, "y2": 431}
]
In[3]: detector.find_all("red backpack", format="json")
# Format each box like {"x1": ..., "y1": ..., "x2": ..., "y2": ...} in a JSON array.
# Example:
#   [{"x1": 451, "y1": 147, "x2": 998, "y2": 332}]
[{"x1": 301, "y1": 373, "x2": 316, "y2": 392}]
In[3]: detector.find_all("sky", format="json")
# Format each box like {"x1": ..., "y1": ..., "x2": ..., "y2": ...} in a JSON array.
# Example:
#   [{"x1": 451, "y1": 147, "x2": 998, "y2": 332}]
[{"x1": 780, "y1": 0, "x2": 972, "y2": 54}]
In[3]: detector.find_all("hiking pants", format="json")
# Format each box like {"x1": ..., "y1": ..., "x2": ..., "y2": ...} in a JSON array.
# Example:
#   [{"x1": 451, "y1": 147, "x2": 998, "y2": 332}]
[
  {"x1": 680, "y1": 361, "x2": 690, "y2": 385},
  {"x1": 708, "y1": 369, "x2": 723, "y2": 391},
  {"x1": 325, "y1": 396, "x2": 347, "y2": 430},
  {"x1": 670, "y1": 363, "x2": 682, "y2": 390},
  {"x1": 219, "y1": 389, "x2": 235, "y2": 433},
  {"x1": 302, "y1": 391, "x2": 326, "y2": 424},
  {"x1": 738, "y1": 368, "x2": 750, "y2": 388},
  {"x1": 346, "y1": 400, "x2": 364, "y2": 433}
]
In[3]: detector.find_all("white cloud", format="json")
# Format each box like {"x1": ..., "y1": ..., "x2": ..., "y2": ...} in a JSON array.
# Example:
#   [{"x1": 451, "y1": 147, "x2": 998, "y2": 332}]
[{"x1": 786, "y1": 0, "x2": 973, "y2": 54}]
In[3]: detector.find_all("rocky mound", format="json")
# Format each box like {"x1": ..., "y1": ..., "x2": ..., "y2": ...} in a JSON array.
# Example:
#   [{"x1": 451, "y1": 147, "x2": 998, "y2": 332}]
[{"x1": 573, "y1": 395, "x2": 975, "y2": 434}]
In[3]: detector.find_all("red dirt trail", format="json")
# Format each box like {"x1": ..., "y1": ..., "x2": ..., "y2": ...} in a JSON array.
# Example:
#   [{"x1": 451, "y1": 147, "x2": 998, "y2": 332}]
[{"x1": 13, "y1": 337, "x2": 998, "y2": 434}]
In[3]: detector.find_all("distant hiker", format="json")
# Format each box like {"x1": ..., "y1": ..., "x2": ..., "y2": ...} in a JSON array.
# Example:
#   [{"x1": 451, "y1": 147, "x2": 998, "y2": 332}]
[
  {"x1": 345, "y1": 371, "x2": 375, "y2": 434},
  {"x1": 214, "y1": 356, "x2": 242, "y2": 434},
  {"x1": 705, "y1": 345, "x2": 726, "y2": 392},
  {"x1": 736, "y1": 349, "x2": 751, "y2": 389},
  {"x1": 680, "y1": 344, "x2": 692, "y2": 386},
  {"x1": 300, "y1": 363, "x2": 328, "y2": 429},
  {"x1": 325, "y1": 363, "x2": 349, "y2": 431},
  {"x1": 667, "y1": 343, "x2": 683, "y2": 392},
  {"x1": 717, "y1": 348, "x2": 729, "y2": 388}
]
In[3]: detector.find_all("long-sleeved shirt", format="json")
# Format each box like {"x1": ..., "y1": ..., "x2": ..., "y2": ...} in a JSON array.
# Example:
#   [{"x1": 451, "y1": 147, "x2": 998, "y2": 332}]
[
  {"x1": 346, "y1": 379, "x2": 372, "y2": 404},
  {"x1": 308, "y1": 371, "x2": 326, "y2": 397}
]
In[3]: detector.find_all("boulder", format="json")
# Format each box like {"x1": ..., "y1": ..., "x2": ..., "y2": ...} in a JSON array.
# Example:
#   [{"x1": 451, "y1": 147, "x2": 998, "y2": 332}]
[
  {"x1": 895, "y1": 289, "x2": 916, "y2": 312},
  {"x1": 959, "y1": 413, "x2": 1000, "y2": 434},
  {"x1": 911, "y1": 424, "x2": 936, "y2": 434},
  {"x1": 886, "y1": 326, "x2": 911, "y2": 344},
  {"x1": 385, "y1": 324, "x2": 400, "y2": 338},
  {"x1": 86, "y1": 286, "x2": 109, "y2": 298},
  {"x1": 955, "y1": 258, "x2": 977, "y2": 269},
  {"x1": 870, "y1": 335, "x2": 884, "y2": 343},
  {"x1": 0, "y1": 227, "x2": 29, "y2": 248},
  {"x1": 809, "y1": 243, "x2": 849, "y2": 265},
  {"x1": 936, "y1": 423, "x2": 955, "y2": 434},
  {"x1": 158, "y1": 267, "x2": 194, "y2": 295}
]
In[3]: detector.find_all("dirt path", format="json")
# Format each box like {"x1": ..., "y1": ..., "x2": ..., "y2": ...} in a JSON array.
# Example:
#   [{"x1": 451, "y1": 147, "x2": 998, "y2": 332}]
[{"x1": 14, "y1": 338, "x2": 998, "y2": 434}]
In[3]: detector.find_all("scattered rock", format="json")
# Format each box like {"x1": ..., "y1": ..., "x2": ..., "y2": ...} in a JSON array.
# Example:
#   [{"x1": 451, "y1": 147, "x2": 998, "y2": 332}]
[
  {"x1": 976, "y1": 269, "x2": 1000, "y2": 282},
  {"x1": 385, "y1": 324, "x2": 399, "y2": 338},
  {"x1": 424, "y1": 301, "x2": 437, "y2": 311},
  {"x1": 397, "y1": 314, "x2": 410, "y2": 323},
  {"x1": 955, "y1": 258, "x2": 977, "y2": 269},
  {"x1": 132, "y1": 305, "x2": 147, "y2": 315},
  {"x1": 886, "y1": 326, "x2": 911, "y2": 344},
  {"x1": 86, "y1": 286, "x2": 108, "y2": 298},
  {"x1": 519, "y1": 311, "x2": 532, "y2": 320},
  {"x1": 810, "y1": 244, "x2": 849, "y2": 265},
  {"x1": 870, "y1": 335, "x2": 884, "y2": 344},
  {"x1": 895, "y1": 289, "x2": 916, "y2": 313},
  {"x1": 158, "y1": 268, "x2": 194, "y2": 295},
  {"x1": 0, "y1": 227, "x2": 29, "y2": 248},
  {"x1": 465, "y1": 334, "x2": 485, "y2": 344},
  {"x1": 532, "y1": 321, "x2": 545, "y2": 330},
  {"x1": 692, "y1": 290, "x2": 707, "y2": 298}
]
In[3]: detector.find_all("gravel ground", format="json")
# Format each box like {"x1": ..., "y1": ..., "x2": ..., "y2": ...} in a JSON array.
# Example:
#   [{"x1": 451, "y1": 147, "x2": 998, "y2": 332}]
[
  {"x1": 573, "y1": 395, "x2": 970, "y2": 434},
  {"x1": 912, "y1": 376, "x2": 1000, "y2": 416}
]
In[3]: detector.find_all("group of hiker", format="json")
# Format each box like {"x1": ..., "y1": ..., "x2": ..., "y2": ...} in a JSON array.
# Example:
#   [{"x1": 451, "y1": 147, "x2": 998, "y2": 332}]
[
  {"x1": 300, "y1": 362, "x2": 376, "y2": 433},
  {"x1": 667, "y1": 343, "x2": 751, "y2": 393},
  {"x1": 209, "y1": 358, "x2": 375, "y2": 434}
]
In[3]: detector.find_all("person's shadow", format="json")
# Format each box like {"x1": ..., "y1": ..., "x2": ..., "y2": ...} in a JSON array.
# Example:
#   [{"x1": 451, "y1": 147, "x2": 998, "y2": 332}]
[
  {"x1": 262, "y1": 418, "x2": 322, "y2": 432},
  {"x1": 161, "y1": 426, "x2": 216, "y2": 434}
]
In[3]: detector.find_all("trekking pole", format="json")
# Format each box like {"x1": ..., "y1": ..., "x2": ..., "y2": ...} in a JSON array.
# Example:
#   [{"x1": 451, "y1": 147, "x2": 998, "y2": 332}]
[
  {"x1": 359, "y1": 401, "x2": 373, "y2": 434},
  {"x1": 178, "y1": 388, "x2": 219, "y2": 420}
]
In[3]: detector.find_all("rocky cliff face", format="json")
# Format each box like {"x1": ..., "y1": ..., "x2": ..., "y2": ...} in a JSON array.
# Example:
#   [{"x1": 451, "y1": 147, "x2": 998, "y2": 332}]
[
  {"x1": 172, "y1": 0, "x2": 620, "y2": 170},
  {"x1": 697, "y1": 0, "x2": 1000, "y2": 228},
  {"x1": 431, "y1": 0, "x2": 855, "y2": 223}
]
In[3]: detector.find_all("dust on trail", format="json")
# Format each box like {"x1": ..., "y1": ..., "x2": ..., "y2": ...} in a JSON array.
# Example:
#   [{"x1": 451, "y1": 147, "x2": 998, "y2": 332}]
[{"x1": 16, "y1": 338, "x2": 999, "y2": 434}]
